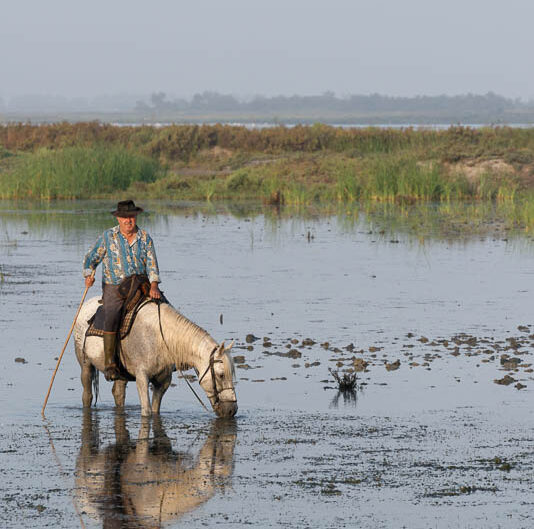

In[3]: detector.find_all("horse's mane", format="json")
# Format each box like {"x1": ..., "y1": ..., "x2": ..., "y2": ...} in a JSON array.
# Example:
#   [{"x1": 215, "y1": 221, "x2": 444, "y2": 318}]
[
  {"x1": 155, "y1": 304, "x2": 216, "y2": 369},
  {"x1": 139, "y1": 302, "x2": 235, "y2": 379}
]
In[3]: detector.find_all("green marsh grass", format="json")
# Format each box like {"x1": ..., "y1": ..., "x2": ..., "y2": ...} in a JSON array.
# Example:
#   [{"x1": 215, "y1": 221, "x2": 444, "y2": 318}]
[
  {"x1": 1, "y1": 146, "x2": 162, "y2": 199},
  {"x1": 475, "y1": 173, "x2": 518, "y2": 202}
]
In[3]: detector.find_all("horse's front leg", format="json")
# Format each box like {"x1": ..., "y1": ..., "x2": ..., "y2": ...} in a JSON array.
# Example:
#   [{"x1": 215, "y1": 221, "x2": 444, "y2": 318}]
[
  {"x1": 135, "y1": 372, "x2": 152, "y2": 417},
  {"x1": 112, "y1": 380, "x2": 127, "y2": 407},
  {"x1": 151, "y1": 372, "x2": 172, "y2": 414}
]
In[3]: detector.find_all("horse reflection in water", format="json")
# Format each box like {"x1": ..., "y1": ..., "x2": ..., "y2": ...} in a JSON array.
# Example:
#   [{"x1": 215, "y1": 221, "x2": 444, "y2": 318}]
[{"x1": 75, "y1": 411, "x2": 237, "y2": 528}]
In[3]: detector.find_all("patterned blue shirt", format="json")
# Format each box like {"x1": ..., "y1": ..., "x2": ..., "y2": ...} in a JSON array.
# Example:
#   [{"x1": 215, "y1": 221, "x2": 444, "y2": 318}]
[{"x1": 83, "y1": 225, "x2": 160, "y2": 285}]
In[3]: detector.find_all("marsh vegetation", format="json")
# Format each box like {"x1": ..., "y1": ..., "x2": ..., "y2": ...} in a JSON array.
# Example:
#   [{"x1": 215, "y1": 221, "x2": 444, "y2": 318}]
[{"x1": 3, "y1": 123, "x2": 534, "y2": 227}]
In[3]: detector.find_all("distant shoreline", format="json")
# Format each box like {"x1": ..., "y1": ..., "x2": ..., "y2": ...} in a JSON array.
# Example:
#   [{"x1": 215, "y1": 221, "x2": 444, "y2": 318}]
[{"x1": 3, "y1": 115, "x2": 534, "y2": 128}]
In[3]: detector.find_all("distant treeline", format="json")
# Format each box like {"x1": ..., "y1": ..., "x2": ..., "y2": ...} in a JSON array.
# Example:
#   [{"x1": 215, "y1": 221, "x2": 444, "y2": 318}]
[
  {"x1": 133, "y1": 91, "x2": 534, "y2": 123},
  {"x1": 137, "y1": 91, "x2": 529, "y2": 115},
  {"x1": 3, "y1": 92, "x2": 534, "y2": 124}
]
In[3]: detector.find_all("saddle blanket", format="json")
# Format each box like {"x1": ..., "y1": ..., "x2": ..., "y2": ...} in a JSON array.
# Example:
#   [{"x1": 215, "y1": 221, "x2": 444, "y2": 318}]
[{"x1": 85, "y1": 295, "x2": 157, "y2": 340}]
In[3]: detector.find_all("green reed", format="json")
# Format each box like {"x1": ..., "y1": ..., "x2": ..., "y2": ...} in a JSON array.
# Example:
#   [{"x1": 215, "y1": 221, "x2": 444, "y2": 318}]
[
  {"x1": 0, "y1": 146, "x2": 162, "y2": 199},
  {"x1": 332, "y1": 155, "x2": 463, "y2": 202}
]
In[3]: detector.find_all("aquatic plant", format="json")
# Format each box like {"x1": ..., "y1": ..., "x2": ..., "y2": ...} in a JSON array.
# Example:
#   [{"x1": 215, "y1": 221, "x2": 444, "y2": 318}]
[{"x1": 329, "y1": 368, "x2": 358, "y2": 392}]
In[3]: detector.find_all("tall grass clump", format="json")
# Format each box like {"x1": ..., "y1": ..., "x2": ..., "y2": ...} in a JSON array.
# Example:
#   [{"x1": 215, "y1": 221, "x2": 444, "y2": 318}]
[
  {"x1": 361, "y1": 156, "x2": 470, "y2": 202},
  {"x1": 502, "y1": 193, "x2": 534, "y2": 229},
  {"x1": 335, "y1": 165, "x2": 363, "y2": 202},
  {"x1": 475, "y1": 173, "x2": 518, "y2": 201},
  {"x1": 1, "y1": 146, "x2": 162, "y2": 199},
  {"x1": 365, "y1": 157, "x2": 434, "y2": 201}
]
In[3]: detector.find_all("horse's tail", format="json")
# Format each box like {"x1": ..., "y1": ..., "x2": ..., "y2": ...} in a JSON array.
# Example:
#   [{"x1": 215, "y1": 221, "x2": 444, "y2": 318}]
[{"x1": 92, "y1": 367, "x2": 99, "y2": 407}]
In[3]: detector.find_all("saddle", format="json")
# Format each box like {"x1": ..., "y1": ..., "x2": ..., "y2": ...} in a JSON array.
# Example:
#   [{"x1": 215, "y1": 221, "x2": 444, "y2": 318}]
[{"x1": 85, "y1": 275, "x2": 155, "y2": 340}]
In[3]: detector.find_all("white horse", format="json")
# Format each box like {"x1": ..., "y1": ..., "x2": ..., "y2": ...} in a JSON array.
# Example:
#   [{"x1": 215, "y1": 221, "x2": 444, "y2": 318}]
[{"x1": 73, "y1": 297, "x2": 238, "y2": 417}]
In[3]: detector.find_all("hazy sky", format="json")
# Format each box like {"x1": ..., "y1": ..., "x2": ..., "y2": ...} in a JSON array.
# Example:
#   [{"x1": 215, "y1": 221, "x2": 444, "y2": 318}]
[{"x1": 2, "y1": 0, "x2": 533, "y2": 99}]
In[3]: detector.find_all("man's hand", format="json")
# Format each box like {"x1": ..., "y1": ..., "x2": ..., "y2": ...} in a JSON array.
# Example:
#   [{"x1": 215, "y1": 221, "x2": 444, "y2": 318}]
[
  {"x1": 150, "y1": 282, "x2": 162, "y2": 299},
  {"x1": 85, "y1": 275, "x2": 95, "y2": 288}
]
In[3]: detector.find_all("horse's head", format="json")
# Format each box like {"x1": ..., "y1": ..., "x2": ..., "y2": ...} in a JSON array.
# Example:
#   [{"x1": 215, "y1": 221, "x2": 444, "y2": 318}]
[{"x1": 199, "y1": 341, "x2": 238, "y2": 418}]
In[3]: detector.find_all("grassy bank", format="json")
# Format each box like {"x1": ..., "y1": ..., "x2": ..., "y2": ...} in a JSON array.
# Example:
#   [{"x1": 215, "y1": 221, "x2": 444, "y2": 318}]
[
  {"x1": 137, "y1": 152, "x2": 518, "y2": 204},
  {"x1": 2, "y1": 123, "x2": 534, "y2": 225}
]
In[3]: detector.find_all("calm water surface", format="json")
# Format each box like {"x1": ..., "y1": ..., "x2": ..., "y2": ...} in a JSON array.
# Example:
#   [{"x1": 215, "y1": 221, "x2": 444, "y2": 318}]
[{"x1": 0, "y1": 201, "x2": 533, "y2": 528}]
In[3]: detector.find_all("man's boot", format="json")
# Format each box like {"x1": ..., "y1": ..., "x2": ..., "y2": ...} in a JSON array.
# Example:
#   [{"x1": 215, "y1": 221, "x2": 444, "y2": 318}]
[{"x1": 103, "y1": 332, "x2": 120, "y2": 381}]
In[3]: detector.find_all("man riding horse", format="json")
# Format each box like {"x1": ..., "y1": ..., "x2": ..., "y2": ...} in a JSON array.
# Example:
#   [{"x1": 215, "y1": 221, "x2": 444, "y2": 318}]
[{"x1": 83, "y1": 200, "x2": 162, "y2": 381}]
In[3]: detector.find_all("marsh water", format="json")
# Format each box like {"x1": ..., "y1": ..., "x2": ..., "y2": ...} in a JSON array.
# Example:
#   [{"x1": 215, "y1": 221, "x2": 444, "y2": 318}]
[{"x1": 0, "y1": 200, "x2": 533, "y2": 528}]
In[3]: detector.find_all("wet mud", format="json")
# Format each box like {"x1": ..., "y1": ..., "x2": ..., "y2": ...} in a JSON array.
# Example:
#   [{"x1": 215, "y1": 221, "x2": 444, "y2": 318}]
[{"x1": 1, "y1": 201, "x2": 533, "y2": 528}]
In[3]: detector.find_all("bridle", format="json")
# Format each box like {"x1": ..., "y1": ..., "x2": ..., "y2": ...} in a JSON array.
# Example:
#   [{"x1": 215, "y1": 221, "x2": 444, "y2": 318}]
[
  {"x1": 198, "y1": 346, "x2": 237, "y2": 406},
  {"x1": 156, "y1": 302, "x2": 236, "y2": 410}
]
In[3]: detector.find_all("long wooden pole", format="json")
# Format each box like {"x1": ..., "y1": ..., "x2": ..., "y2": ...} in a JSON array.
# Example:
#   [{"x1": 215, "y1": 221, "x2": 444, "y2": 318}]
[{"x1": 42, "y1": 270, "x2": 95, "y2": 416}]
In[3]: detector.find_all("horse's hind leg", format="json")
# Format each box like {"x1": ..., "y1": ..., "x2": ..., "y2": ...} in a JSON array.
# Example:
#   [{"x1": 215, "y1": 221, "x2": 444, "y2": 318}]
[
  {"x1": 151, "y1": 373, "x2": 172, "y2": 414},
  {"x1": 81, "y1": 363, "x2": 95, "y2": 408},
  {"x1": 135, "y1": 372, "x2": 152, "y2": 417},
  {"x1": 112, "y1": 380, "x2": 127, "y2": 408}
]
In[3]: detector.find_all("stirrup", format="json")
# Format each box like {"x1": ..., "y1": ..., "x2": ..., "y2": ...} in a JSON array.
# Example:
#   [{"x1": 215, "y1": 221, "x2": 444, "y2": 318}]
[{"x1": 104, "y1": 364, "x2": 120, "y2": 382}]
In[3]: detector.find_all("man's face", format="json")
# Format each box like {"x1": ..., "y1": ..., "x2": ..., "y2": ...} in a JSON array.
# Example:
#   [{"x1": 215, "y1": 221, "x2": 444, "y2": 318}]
[{"x1": 117, "y1": 214, "x2": 137, "y2": 235}]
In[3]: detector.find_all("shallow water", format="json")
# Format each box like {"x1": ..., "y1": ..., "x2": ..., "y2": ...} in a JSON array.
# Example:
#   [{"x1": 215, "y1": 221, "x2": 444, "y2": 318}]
[{"x1": 0, "y1": 200, "x2": 533, "y2": 528}]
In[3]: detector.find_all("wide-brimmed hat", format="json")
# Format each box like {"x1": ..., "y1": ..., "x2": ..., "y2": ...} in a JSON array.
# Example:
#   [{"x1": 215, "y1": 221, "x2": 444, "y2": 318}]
[{"x1": 111, "y1": 200, "x2": 144, "y2": 217}]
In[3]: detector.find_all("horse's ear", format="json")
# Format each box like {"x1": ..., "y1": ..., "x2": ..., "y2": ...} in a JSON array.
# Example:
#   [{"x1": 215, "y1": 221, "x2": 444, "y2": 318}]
[
  {"x1": 215, "y1": 342, "x2": 225, "y2": 358},
  {"x1": 215, "y1": 339, "x2": 234, "y2": 358}
]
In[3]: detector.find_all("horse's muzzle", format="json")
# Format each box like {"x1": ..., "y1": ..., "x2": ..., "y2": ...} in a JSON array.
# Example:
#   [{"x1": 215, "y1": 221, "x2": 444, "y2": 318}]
[{"x1": 215, "y1": 401, "x2": 238, "y2": 418}]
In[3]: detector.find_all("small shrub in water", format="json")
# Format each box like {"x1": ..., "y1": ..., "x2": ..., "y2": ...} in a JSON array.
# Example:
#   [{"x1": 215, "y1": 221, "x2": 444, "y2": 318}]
[{"x1": 329, "y1": 368, "x2": 357, "y2": 392}]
